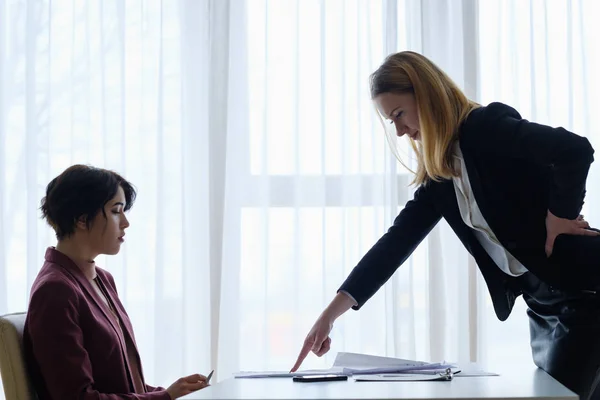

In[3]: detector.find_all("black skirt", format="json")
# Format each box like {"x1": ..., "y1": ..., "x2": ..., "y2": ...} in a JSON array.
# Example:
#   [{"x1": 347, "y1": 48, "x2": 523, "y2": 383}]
[{"x1": 518, "y1": 271, "x2": 600, "y2": 400}]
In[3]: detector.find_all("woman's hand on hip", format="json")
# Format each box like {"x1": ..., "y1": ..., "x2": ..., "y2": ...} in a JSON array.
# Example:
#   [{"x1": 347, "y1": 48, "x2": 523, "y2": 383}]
[{"x1": 545, "y1": 211, "x2": 600, "y2": 257}]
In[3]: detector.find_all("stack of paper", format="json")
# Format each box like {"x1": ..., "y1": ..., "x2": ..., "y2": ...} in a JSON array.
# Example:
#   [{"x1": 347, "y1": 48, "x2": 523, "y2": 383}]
[
  {"x1": 234, "y1": 352, "x2": 497, "y2": 381},
  {"x1": 332, "y1": 352, "x2": 457, "y2": 375},
  {"x1": 354, "y1": 373, "x2": 453, "y2": 382}
]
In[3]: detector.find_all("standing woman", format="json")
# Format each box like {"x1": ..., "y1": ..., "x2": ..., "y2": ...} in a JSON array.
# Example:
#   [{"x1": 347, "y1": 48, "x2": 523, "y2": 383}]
[
  {"x1": 291, "y1": 51, "x2": 600, "y2": 399},
  {"x1": 24, "y1": 165, "x2": 209, "y2": 399}
]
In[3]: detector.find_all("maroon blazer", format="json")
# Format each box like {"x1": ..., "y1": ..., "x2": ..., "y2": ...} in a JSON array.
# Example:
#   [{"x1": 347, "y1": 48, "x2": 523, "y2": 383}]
[{"x1": 24, "y1": 248, "x2": 171, "y2": 400}]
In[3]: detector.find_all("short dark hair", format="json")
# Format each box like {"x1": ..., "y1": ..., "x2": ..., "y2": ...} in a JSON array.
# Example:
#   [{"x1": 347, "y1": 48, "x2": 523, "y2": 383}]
[{"x1": 41, "y1": 165, "x2": 137, "y2": 240}]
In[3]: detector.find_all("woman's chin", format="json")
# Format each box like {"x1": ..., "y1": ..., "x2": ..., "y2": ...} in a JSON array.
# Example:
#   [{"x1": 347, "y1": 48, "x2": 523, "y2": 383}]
[{"x1": 104, "y1": 245, "x2": 122, "y2": 256}]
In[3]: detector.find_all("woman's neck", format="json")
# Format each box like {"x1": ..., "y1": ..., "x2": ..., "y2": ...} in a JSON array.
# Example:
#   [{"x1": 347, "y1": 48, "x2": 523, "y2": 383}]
[{"x1": 55, "y1": 239, "x2": 97, "y2": 280}]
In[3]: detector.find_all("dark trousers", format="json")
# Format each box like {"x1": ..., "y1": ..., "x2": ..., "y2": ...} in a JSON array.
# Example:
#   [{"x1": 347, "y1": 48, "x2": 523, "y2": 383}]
[{"x1": 518, "y1": 232, "x2": 600, "y2": 400}]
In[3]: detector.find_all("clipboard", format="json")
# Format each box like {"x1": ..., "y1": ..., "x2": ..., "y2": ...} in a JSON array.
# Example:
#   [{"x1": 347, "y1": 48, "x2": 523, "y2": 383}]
[{"x1": 354, "y1": 368, "x2": 454, "y2": 382}]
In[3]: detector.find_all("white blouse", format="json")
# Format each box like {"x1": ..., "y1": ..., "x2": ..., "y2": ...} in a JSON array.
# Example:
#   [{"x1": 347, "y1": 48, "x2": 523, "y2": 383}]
[{"x1": 452, "y1": 144, "x2": 528, "y2": 277}]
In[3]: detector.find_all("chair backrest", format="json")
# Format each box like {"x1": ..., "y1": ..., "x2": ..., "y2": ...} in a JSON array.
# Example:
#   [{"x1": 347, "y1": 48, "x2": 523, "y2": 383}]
[{"x1": 0, "y1": 312, "x2": 37, "y2": 400}]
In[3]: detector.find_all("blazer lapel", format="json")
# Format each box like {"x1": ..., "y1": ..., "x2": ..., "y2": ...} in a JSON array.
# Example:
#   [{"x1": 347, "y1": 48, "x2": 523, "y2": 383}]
[
  {"x1": 429, "y1": 181, "x2": 516, "y2": 321},
  {"x1": 458, "y1": 141, "x2": 492, "y2": 227},
  {"x1": 95, "y1": 271, "x2": 147, "y2": 383},
  {"x1": 44, "y1": 248, "x2": 123, "y2": 338},
  {"x1": 96, "y1": 274, "x2": 138, "y2": 347}
]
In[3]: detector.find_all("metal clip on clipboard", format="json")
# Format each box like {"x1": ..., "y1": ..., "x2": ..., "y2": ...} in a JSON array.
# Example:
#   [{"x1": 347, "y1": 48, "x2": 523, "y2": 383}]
[{"x1": 439, "y1": 367, "x2": 454, "y2": 381}]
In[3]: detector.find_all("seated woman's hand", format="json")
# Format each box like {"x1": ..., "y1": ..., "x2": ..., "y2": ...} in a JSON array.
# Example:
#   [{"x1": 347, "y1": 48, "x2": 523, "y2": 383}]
[{"x1": 166, "y1": 373, "x2": 209, "y2": 399}]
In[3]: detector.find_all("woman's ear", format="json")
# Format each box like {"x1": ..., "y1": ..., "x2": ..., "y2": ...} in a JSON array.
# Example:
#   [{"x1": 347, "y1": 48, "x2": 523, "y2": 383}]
[{"x1": 76, "y1": 215, "x2": 88, "y2": 230}]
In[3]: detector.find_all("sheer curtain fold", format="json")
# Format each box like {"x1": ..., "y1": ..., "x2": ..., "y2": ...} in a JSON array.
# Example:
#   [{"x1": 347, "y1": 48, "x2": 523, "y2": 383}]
[
  {"x1": 0, "y1": 0, "x2": 8, "y2": 316},
  {"x1": 1, "y1": 1, "x2": 599, "y2": 398}
]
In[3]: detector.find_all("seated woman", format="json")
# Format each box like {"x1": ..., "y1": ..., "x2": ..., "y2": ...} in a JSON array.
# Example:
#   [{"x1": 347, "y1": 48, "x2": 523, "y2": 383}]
[{"x1": 24, "y1": 165, "x2": 208, "y2": 400}]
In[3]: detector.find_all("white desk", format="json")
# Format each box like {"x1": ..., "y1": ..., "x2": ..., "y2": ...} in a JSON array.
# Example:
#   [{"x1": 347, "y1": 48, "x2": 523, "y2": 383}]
[{"x1": 181, "y1": 366, "x2": 577, "y2": 400}]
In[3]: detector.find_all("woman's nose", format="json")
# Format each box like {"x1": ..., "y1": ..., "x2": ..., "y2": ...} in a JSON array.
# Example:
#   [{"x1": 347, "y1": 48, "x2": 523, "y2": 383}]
[{"x1": 396, "y1": 126, "x2": 407, "y2": 137}]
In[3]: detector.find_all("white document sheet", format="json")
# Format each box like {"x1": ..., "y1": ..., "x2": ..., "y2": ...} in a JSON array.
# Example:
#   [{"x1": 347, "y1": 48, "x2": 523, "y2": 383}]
[
  {"x1": 333, "y1": 352, "x2": 429, "y2": 368},
  {"x1": 234, "y1": 367, "x2": 345, "y2": 379},
  {"x1": 454, "y1": 363, "x2": 499, "y2": 377}
]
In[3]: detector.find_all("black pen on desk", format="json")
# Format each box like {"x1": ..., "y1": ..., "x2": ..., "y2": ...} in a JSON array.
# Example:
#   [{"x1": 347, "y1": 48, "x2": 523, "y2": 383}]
[{"x1": 206, "y1": 370, "x2": 214, "y2": 384}]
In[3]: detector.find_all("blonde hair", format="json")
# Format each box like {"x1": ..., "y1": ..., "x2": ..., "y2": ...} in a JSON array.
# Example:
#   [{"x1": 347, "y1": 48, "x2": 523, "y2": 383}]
[{"x1": 370, "y1": 51, "x2": 480, "y2": 185}]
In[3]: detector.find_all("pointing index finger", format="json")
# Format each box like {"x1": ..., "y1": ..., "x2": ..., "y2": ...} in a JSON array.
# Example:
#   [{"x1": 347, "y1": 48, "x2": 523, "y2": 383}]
[{"x1": 290, "y1": 339, "x2": 313, "y2": 373}]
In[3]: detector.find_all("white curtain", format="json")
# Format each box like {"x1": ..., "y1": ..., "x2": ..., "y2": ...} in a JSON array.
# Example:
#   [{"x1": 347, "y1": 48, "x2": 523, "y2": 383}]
[
  {"x1": 0, "y1": 0, "x2": 215, "y2": 389},
  {"x1": 1, "y1": 0, "x2": 599, "y2": 397},
  {"x1": 476, "y1": 0, "x2": 600, "y2": 367}
]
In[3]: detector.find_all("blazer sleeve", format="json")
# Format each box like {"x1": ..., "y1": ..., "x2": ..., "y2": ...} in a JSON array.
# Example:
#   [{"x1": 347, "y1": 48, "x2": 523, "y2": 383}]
[
  {"x1": 463, "y1": 102, "x2": 595, "y2": 220},
  {"x1": 338, "y1": 183, "x2": 442, "y2": 309},
  {"x1": 27, "y1": 279, "x2": 171, "y2": 400},
  {"x1": 145, "y1": 385, "x2": 167, "y2": 393}
]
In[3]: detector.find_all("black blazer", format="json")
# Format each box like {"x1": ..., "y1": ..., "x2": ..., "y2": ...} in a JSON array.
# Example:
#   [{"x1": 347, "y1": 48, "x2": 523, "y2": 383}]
[{"x1": 339, "y1": 102, "x2": 595, "y2": 321}]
